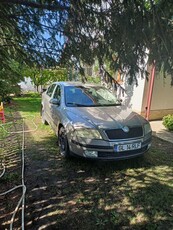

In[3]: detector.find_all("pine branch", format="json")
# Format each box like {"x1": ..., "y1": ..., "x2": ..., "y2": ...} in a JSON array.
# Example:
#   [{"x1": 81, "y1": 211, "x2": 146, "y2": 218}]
[{"x1": 0, "y1": 0, "x2": 69, "y2": 11}]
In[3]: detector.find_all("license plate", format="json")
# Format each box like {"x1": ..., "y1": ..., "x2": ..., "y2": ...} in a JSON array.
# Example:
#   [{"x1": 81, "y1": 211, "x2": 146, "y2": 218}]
[{"x1": 114, "y1": 142, "x2": 141, "y2": 152}]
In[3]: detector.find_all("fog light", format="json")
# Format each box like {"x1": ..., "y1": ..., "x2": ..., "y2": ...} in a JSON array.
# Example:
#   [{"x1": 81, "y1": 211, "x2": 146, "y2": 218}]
[{"x1": 84, "y1": 150, "x2": 98, "y2": 158}]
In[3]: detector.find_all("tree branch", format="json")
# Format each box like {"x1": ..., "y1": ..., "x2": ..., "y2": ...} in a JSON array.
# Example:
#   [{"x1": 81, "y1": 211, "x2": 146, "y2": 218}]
[{"x1": 0, "y1": 0, "x2": 69, "y2": 11}]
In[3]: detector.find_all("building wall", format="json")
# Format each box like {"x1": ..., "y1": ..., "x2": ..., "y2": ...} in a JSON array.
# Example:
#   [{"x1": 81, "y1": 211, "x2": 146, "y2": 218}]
[
  {"x1": 123, "y1": 67, "x2": 173, "y2": 120},
  {"x1": 128, "y1": 77, "x2": 146, "y2": 112},
  {"x1": 19, "y1": 77, "x2": 44, "y2": 93},
  {"x1": 19, "y1": 77, "x2": 36, "y2": 92},
  {"x1": 121, "y1": 74, "x2": 146, "y2": 114},
  {"x1": 121, "y1": 54, "x2": 149, "y2": 116},
  {"x1": 141, "y1": 70, "x2": 173, "y2": 120}
]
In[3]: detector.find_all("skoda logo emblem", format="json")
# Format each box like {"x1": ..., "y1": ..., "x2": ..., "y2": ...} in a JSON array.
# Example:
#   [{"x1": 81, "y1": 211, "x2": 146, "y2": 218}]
[{"x1": 122, "y1": 126, "x2": 129, "y2": 133}]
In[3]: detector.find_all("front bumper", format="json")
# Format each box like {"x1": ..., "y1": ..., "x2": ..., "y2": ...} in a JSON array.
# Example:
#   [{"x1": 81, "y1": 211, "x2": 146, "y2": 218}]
[{"x1": 69, "y1": 135, "x2": 152, "y2": 160}]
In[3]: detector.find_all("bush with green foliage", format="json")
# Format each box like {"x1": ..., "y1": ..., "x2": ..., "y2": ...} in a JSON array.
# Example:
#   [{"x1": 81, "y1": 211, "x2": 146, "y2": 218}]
[
  {"x1": 86, "y1": 76, "x2": 101, "y2": 84},
  {"x1": 162, "y1": 114, "x2": 173, "y2": 131}
]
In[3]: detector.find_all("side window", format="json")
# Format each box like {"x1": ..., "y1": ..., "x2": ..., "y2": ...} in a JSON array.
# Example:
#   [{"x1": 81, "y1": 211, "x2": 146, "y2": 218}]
[
  {"x1": 53, "y1": 85, "x2": 61, "y2": 101},
  {"x1": 46, "y1": 84, "x2": 56, "y2": 97}
]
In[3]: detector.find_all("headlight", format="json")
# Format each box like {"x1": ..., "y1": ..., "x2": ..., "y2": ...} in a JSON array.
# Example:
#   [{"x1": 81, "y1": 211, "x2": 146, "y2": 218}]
[
  {"x1": 75, "y1": 128, "x2": 102, "y2": 139},
  {"x1": 144, "y1": 123, "x2": 152, "y2": 135}
]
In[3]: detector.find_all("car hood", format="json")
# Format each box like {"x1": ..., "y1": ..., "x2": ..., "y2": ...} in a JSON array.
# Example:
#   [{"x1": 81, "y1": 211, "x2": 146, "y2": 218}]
[{"x1": 65, "y1": 105, "x2": 146, "y2": 129}]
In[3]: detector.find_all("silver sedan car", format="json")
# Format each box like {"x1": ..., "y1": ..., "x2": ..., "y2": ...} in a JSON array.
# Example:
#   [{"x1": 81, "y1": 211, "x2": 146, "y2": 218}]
[{"x1": 41, "y1": 82, "x2": 152, "y2": 160}]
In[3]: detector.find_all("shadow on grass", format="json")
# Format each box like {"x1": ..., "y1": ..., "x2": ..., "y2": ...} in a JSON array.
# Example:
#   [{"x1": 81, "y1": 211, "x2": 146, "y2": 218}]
[{"x1": 23, "y1": 130, "x2": 173, "y2": 230}]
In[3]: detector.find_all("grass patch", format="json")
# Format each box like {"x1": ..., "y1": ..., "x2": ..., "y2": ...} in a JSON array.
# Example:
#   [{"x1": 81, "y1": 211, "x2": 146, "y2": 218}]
[{"x1": 13, "y1": 93, "x2": 41, "y2": 115}]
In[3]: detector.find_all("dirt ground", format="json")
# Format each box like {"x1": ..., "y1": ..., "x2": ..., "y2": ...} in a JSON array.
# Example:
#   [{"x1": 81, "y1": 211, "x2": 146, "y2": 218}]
[{"x1": 0, "y1": 114, "x2": 173, "y2": 229}]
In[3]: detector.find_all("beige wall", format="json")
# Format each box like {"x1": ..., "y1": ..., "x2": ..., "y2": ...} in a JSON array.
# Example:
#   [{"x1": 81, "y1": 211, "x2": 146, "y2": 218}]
[{"x1": 141, "y1": 70, "x2": 173, "y2": 120}]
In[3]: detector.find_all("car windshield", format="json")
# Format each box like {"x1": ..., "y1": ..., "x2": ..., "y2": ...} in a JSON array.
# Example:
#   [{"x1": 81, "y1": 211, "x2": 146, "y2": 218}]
[{"x1": 64, "y1": 85, "x2": 120, "y2": 107}]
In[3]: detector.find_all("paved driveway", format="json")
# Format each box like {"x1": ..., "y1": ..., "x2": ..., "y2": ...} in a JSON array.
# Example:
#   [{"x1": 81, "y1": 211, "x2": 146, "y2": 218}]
[{"x1": 150, "y1": 120, "x2": 173, "y2": 144}]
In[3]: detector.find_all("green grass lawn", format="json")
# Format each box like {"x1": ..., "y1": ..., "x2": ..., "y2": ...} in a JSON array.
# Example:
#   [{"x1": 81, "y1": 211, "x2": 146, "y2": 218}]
[
  {"x1": 14, "y1": 93, "x2": 41, "y2": 114},
  {"x1": 1, "y1": 93, "x2": 173, "y2": 229}
]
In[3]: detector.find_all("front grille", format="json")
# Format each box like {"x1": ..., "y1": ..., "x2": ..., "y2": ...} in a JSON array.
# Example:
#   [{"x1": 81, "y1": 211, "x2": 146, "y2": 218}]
[
  {"x1": 98, "y1": 146, "x2": 148, "y2": 158},
  {"x1": 105, "y1": 126, "x2": 143, "y2": 140}
]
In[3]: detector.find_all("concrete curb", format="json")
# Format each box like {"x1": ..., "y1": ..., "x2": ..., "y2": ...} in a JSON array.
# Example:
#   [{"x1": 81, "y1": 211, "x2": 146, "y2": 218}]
[{"x1": 150, "y1": 120, "x2": 173, "y2": 144}]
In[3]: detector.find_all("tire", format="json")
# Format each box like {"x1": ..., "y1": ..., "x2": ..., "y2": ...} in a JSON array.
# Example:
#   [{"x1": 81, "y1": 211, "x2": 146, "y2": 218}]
[
  {"x1": 41, "y1": 106, "x2": 48, "y2": 125},
  {"x1": 58, "y1": 127, "x2": 70, "y2": 158}
]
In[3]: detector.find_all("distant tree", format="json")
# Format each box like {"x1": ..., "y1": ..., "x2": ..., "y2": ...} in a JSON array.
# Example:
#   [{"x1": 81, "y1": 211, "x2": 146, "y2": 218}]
[
  {"x1": 42, "y1": 68, "x2": 68, "y2": 83},
  {"x1": 23, "y1": 66, "x2": 41, "y2": 92},
  {"x1": 23, "y1": 66, "x2": 68, "y2": 92}
]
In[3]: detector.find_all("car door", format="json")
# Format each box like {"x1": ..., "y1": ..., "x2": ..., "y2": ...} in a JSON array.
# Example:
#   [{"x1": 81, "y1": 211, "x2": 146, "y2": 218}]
[
  {"x1": 49, "y1": 84, "x2": 62, "y2": 132},
  {"x1": 43, "y1": 83, "x2": 57, "y2": 124}
]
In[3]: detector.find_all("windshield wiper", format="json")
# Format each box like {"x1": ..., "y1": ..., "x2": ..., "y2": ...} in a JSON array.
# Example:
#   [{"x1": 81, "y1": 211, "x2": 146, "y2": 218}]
[
  {"x1": 66, "y1": 102, "x2": 90, "y2": 107},
  {"x1": 96, "y1": 102, "x2": 121, "y2": 106},
  {"x1": 66, "y1": 102, "x2": 121, "y2": 107}
]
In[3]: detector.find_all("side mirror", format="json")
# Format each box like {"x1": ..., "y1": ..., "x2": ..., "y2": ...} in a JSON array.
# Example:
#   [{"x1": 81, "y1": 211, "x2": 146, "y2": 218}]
[
  {"x1": 49, "y1": 98, "x2": 60, "y2": 106},
  {"x1": 42, "y1": 88, "x2": 47, "y2": 93}
]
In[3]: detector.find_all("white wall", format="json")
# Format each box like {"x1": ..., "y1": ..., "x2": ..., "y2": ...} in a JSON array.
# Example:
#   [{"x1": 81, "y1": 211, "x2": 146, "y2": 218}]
[
  {"x1": 130, "y1": 78, "x2": 146, "y2": 112},
  {"x1": 121, "y1": 53, "x2": 149, "y2": 113},
  {"x1": 19, "y1": 77, "x2": 36, "y2": 92},
  {"x1": 121, "y1": 75, "x2": 146, "y2": 113}
]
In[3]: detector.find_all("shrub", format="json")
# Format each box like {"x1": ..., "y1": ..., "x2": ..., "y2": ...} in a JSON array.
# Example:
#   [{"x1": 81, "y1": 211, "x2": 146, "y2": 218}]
[
  {"x1": 87, "y1": 76, "x2": 101, "y2": 84},
  {"x1": 162, "y1": 114, "x2": 173, "y2": 131}
]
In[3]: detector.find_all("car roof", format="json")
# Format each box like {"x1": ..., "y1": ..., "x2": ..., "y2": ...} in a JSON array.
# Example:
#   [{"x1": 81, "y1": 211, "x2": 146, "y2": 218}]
[{"x1": 53, "y1": 81, "x2": 101, "y2": 87}]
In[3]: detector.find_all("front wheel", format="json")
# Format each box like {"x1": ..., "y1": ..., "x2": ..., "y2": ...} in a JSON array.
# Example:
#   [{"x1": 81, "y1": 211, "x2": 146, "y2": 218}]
[{"x1": 58, "y1": 127, "x2": 70, "y2": 158}]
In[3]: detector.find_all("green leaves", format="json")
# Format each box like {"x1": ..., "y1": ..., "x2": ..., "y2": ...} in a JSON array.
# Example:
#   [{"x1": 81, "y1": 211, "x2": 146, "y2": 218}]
[
  {"x1": 0, "y1": 60, "x2": 24, "y2": 98},
  {"x1": 23, "y1": 66, "x2": 68, "y2": 92},
  {"x1": 163, "y1": 114, "x2": 173, "y2": 131},
  {"x1": 61, "y1": 0, "x2": 173, "y2": 83}
]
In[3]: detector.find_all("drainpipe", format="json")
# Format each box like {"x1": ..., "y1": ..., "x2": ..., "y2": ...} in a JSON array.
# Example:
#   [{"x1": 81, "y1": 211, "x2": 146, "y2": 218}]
[{"x1": 145, "y1": 61, "x2": 156, "y2": 121}]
